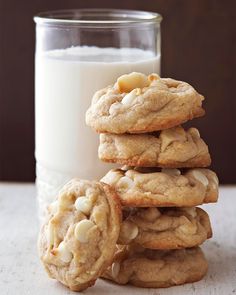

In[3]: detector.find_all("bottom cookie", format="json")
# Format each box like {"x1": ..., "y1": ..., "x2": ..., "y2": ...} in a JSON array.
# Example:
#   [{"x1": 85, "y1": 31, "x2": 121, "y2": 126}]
[{"x1": 102, "y1": 245, "x2": 208, "y2": 288}]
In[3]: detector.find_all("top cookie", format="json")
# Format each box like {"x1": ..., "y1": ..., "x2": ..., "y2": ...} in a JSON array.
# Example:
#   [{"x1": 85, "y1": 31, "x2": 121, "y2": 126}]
[
  {"x1": 86, "y1": 72, "x2": 205, "y2": 134},
  {"x1": 38, "y1": 179, "x2": 121, "y2": 291}
]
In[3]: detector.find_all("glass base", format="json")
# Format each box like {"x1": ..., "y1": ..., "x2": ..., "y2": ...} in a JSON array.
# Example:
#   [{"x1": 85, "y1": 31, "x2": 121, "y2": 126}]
[{"x1": 36, "y1": 163, "x2": 72, "y2": 221}]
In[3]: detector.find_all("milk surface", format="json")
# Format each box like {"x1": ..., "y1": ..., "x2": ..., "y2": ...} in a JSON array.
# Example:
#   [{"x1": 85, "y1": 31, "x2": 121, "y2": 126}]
[{"x1": 35, "y1": 46, "x2": 160, "y2": 215}]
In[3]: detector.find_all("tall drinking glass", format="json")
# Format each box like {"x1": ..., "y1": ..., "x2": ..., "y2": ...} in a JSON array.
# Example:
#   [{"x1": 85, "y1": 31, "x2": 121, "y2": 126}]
[{"x1": 34, "y1": 9, "x2": 162, "y2": 219}]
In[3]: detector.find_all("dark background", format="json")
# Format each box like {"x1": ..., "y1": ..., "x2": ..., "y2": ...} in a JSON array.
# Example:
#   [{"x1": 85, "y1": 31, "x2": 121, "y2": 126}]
[{"x1": 0, "y1": 0, "x2": 235, "y2": 183}]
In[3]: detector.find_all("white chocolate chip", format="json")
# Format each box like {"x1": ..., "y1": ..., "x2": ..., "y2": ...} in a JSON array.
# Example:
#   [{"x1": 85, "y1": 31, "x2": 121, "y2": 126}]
[
  {"x1": 160, "y1": 128, "x2": 185, "y2": 151},
  {"x1": 47, "y1": 222, "x2": 54, "y2": 246},
  {"x1": 178, "y1": 221, "x2": 197, "y2": 235},
  {"x1": 121, "y1": 89, "x2": 137, "y2": 105},
  {"x1": 57, "y1": 241, "x2": 73, "y2": 263},
  {"x1": 109, "y1": 102, "x2": 121, "y2": 115},
  {"x1": 101, "y1": 170, "x2": 121, "y2": 185},
  {"x1": 117, "y1": 72, "x2": 149, "y2": 93},
  {"x1": 129, "y1": 226, "x2": 139, "y2": 240},
  {"x1": 182, "y1": 207, "x2": 197, "y2": 218},
  {"x1": 189, "y1": 127, "x2": 200, "y2": 138},
  {"x1": 118, "y1": 176, "x2": 134, "y2": 190},
  {"x1": 111, "y1": 262, "x2": 120, "y2": 278},
  {"x1": 140, "y1": 207, "x2": 161, "y2": 221},
  {"x1": 74, "y1": 219, "x2": 95, "y2": 243},
  {"x1": 75, "y1": 196, "x2": 92, "y2": 215},
  {"x1": 162, "y1": 168, "x2": 181, "y2": 176},
  {"x1": 148, "y1": 73, "x2": 160, "y2": 82},
  {"x1": 120, "y1": 221, "x2": 139, "y2": 241},
  {"x1": 192, "y1": 170, "x2": 209, "y2": 187}
]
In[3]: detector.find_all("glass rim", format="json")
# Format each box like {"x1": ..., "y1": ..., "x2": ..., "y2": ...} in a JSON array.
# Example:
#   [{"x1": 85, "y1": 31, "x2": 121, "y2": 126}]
[{"x1": 34, "y1": 8, "x2": 162, "y2": 26}]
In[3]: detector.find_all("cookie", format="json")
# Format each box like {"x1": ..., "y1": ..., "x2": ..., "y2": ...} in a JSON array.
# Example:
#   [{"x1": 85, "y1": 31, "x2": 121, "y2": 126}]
[
  {"x1": 119, "y1": 207, "x2": 212, "y2": 249},
  {"x1": 99, "y1": 126, "x2": 211, "y2": 168},
  {"x1": 102, "y1": 245, "x2": 208, "y2": 288},
  {"x1": 101, "y1": 167, "x2": 219, "y2": 207},
  {"x1": 86, "y1": 72, "x2": 205, "y2": 134},
  {"x1": 38, "y1": 179, "x2": 121, "y2": 291}
]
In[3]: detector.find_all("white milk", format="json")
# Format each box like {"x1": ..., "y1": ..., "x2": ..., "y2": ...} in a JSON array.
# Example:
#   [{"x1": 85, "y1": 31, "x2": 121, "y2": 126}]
[{"x1": 35, "y1": 46, "x2": 160, "y2": 216}]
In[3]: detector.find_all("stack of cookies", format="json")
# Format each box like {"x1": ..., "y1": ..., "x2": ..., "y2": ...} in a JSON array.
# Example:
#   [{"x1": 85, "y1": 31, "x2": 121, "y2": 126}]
[
  {"x1": 86, "y1": 72, "x2": 219, "y2": 287},
  {"x1": 38, "y1": 72, "x2": 219, "y2": 292}
]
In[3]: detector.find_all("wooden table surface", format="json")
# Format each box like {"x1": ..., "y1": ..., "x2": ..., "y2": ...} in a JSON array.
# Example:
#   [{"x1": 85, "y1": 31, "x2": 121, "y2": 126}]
[{"x1": 0, "y1": 183, "x2": 235, "y2": 295}]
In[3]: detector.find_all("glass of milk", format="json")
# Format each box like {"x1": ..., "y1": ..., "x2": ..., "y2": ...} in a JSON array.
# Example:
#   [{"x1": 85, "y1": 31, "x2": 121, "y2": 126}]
[{"x1": 34, "y1": 9, "x2": 162, "y2": 219}]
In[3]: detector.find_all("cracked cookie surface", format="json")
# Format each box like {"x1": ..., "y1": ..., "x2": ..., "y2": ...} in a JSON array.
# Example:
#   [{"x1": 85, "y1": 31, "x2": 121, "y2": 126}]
[
  {"x1": 119, "y1": 207, "x2": 212, "y2": 249},
  {"x1": 86, "y1": 72, "x2": 205, "y2": 134},
  {"x1": 99, "y1": 126, "x2": 211, "y2": 168},
  {"x1": 101, "y1": 167, "x2": 219, "y2": 207},
  {"x1": 38, "y1": 179, "x2": 121, "y2": 291},
  {"x1": 102, "y1": 245, "x2": 208, "y2": 287}
]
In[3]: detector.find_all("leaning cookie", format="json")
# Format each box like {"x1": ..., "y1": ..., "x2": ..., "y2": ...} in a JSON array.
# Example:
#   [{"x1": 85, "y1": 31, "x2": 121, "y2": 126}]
[
  {"x1": 102, "y1": 245, "x2": 208, "y2": 288},
  {"x1": 38, "y1": 179, "x2": 121, "y2": 291},
  {"x1": 101, "y1": 167, "x2": 219, "y2": 207},
  {"x1": 119, "y1": 207, "x2": 212, "y2": 249},
  {"x1": 86, "y1": 72, "x2": 205, "y2": 134},
  {"x1": 99, "y1": 126, "x2": 211, "y2": 168}
]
